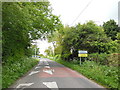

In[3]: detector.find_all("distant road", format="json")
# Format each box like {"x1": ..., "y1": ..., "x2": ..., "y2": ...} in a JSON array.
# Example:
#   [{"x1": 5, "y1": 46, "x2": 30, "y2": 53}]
[{"x1": 11, "y1": 58, "x2": 106, "y2": 90}]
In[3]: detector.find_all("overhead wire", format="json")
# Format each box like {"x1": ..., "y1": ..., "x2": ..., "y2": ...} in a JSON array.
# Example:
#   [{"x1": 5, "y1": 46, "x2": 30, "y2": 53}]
[{"x1": 71, "y1": 0, "x2": 93, "y2": 26}]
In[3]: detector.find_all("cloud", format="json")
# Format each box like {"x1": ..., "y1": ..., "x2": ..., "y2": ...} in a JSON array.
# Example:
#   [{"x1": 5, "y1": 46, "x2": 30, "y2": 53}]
[{"x1": 49, "y1": 0, "x2": 119, "y2": 26}]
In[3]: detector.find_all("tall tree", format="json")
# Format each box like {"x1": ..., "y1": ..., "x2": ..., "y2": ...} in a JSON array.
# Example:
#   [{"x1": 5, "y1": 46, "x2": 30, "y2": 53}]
[
  {"x1": 50, "y1": 21, "x2": 118, "y2": 61},
  {"x1": 103, "y1": 19, "x2": 119, "y2": 40},
  {"x1": 2, "y1": 2, "x2": 61, "y2": 62}
]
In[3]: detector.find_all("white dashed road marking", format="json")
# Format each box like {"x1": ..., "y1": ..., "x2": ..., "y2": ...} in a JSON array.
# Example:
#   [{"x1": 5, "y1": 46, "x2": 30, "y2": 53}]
[
  {"x1": 29, "y1": 71, "x2": 40, "y2": 76},
  {"x1": 43, "y1": 69, "x2": 54, "y2": 75},
  {"x1": 45, "y1": 62, "x2": 49, "y2": 65},
  {"x1": 43, "y1": 82, "x2": 58, "y2": 89},
  {"x1": 16, "y1": 83, "x2": 34, "y2": 88},
  {"x1": 35, "y1": 66, "x2": 40, "y2": 69},
  {"x1": 44, "y1": 66, "x2": 50, "y2": 68}
]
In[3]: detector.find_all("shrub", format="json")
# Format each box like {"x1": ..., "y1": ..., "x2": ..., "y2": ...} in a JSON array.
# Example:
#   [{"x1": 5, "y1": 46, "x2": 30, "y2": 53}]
[
  {"x1": 107, "y1": 53, "x2": 119, "y2": 67},
  {"x1": 2, "y1": 56, "x2": 38, "y2": 88},
  {"x1": 88, "y1": 53, "x2": 119, "y2": 67},
  {"x1": 88, "y1": 53, "x2": 109, "y2": 65},
  {"x1": 51, "y1": 57, "x2": 119, "y2": 88},
  {"x1": 61, "y1": 53, "x2": 71, "y2": 61}
]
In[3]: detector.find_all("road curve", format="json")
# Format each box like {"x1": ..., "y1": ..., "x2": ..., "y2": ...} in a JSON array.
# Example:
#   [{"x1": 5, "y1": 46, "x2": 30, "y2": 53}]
[{"x1": 10, "y1": 58, "x2": 106, "y2": 90}]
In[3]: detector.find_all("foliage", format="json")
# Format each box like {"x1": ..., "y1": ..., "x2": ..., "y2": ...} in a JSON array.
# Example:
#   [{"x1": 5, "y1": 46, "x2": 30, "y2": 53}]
[
  {"x1": 2, "y1": 2, "x2": 61, "y2": 62},
  {"x1": 2, "y1": 2, "x2": 119, "y2": 89},
  {"x1": 88, "y1": 53, "x2": 109, "y2": 65},
  {"x1": 51, "y1": 57, "x2": 119, "y2": 88},
  {"x1": 88, "y1": 53, "x2": 119, "y2": 66},
  {"x1": 116, "y1": 33, "x2": 120, "y2": 53},
  {"x1": 74, "y1": 21, "x2": 112, "y2": 53},
  {"x1": 116, "y1": 32, "x2": 120, "y2": 40},
  {"x1": 2, "y1": 57, "x2": 39, "y2": 88},
  {"x1": 30, "y1": 45, "x2": 40, "y2": 56},
  {"x1": 47, "y1": 21, "x2": 118, "y2": 61},
  {"x1": 2, "y1": 2, "x2": 62, "y2": 88},
  {"x1": 44, "y1": 46, "x2": 54, "y2": 56},
  {"x1": 107, "y1": 53, "x2": 119, "y2": 67},
  {"x1": 47, "y1": 26, "x2": 64, "y2": 55},
  {"x1": 103, "y1": 19, "x2": 120, "y2": 40},
  {"x1": 47, "y1": 19, "x2": 119, "y2": 89},
  {"x1": 39, "y1": 54, "x2": 45, "y2": 57},
  {"x1": 0, "y1": 64, "x2": 1, "y2": 89}
]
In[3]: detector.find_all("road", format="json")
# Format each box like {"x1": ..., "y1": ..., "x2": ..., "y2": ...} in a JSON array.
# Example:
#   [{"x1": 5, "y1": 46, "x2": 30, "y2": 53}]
[{"x1": 10, "y1": 58, "x2": 106, "y2": 90}]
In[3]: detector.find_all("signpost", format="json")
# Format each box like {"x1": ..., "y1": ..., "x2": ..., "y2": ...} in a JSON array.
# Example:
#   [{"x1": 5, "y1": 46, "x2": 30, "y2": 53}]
[{"x1": 78, "y1": 50, "x2": 88, "y2": 65}]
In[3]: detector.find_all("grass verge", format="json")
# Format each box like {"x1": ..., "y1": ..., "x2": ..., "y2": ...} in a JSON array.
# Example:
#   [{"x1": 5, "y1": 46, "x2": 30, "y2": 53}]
[
  {"x1": 0, "y1": 64, "x2": 2, "y2": 90},
  {"x1": 2, "y1": 57, "x2": 39, "y2": 88},
  {"x1": 50, "y1": 57, "x2": 119, "y2": 89}
]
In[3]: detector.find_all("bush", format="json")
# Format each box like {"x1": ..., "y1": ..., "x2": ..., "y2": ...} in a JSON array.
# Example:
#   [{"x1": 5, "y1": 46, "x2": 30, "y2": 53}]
[
  {"x1": 61, "y1": 53, "x2": 71, "y2": 61},
  {"x1": 107, "y1": 53, "x2": 119, "y2": 67},
  {"x1": 88, "y1": 53, "x2": 109, "y2": 65},
  {"x1": 2, "y1": 56, "x2": 38, "y2": 88},
  {"x1": 51, "y1": 57, "x2": 119, "y2": 88},
  {"x1": 88, "y1": 53, "x2": 119, "y2": 67}
]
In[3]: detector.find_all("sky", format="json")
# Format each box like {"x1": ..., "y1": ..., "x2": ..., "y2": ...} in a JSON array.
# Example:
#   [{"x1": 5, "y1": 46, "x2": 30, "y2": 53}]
[
  {"x1": 36, "y1": 39, "x2": 53, "y2": 55},
  {"x1": 49, "y1": 0, "x2": 119, "y2": 26},
  {"x1": 37, "y1": 0, "x2": 120, "y2": 55}
]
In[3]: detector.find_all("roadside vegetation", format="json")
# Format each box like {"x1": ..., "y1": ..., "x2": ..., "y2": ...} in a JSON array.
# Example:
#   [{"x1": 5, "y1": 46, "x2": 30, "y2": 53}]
[
  {"x1": 2, "y1": 1, "x2": 120, "y2": 89},
  {"x1": 2, "y1": 57, "x2": 39, "y2": 88},
  {"x1": 2, "y1": 2, "x2": 62, "y2": 89},
  {"x1": 46, "y1": 20, "x2": 120, "y2": 89},
  {"x1": 48, "y1": 54, "x2": 119, "y2": 89}
]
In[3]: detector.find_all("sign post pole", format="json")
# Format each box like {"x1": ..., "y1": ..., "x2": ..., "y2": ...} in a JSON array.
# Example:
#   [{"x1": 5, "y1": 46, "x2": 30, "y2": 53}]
[
  {"x1": 85, "y1": 57, "x2": 87, "y2": 62},
  {"x1": 78, "y1": 50, "x2": 88, "y2": 65},
  {"x1": 80, "y1": 57, "x2": 81, "y2": 65}
]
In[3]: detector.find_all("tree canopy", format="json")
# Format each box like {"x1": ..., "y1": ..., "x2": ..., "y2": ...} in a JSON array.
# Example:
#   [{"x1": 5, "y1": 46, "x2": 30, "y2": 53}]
[
  {"x1": 47, "y1": 21, "x2": 119, "y2": 61},
  {"x1": 2, "y1": 2, "x2": 62, "y2": 62},
  {"x1": 103, "y1": 19, "x2": 120, "y2": 40}
]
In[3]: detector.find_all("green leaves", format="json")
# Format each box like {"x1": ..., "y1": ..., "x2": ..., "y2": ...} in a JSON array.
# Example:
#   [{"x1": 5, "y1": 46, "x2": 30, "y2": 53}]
[
  {"x1": 103, "y1": 19, "x2": 119, "y2": 40},
  {"x1": 2, "y1": 57, "x2": 38, "y2": 88},
  {"x1": 48, "y1": 20, "x2": 119, "y2": 61},
  {"x1": 2, "y1": 2, "x2": 61, "y2": 61},
  {"x1": 51, "y1": 57, "x2": 119, "y2": 88}
]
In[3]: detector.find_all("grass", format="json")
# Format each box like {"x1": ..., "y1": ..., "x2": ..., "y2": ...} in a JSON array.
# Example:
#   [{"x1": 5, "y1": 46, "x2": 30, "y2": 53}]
[
  {"x1": 0, "y1": 64, "x2": 2, "y2": 90},
  {"x1": 2, "y1": 57, "x2": 39, "y2": 89},
  {"x1": 50, "y1": 57, "x2": 119, "y2": 89}
]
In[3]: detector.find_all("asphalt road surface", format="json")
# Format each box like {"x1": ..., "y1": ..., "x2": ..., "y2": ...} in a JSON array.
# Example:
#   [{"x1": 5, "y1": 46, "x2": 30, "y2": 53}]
[{"x1": 10, "y1": 58, "x2": 106, "y2": 90}]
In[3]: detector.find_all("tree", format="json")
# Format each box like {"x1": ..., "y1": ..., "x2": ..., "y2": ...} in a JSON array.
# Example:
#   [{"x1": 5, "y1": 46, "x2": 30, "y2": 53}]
[
  {"x1": 2, "y1": 2, "x2": 61, "y2": 62},
  {"x1": 49, "y1": 21, "x2": 117, "y2": 61},
  {"x1": 61, "y1": 21, "x2": 113, "y2": 54},
  {"x1": 44, "y1": 46, "x2": 53, "y2": 56},
  {"x1": 116, "y1": 33, "x2": 120, "y2": 53},
  {"x1": 30, "y1": 45, "x2": 39, "y2": 56},
  {"x1": 76, "y1": 21, "x2": 112, "y2": 53},
  {"x1": 103, "y1": 19, "x2": 119, "y2": 40}
]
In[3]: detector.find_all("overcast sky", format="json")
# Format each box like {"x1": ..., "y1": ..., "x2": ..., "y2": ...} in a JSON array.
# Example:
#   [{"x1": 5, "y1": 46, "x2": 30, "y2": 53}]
[
  {"x1": 49, "y1": 0, "x2": 119, "y2": 26},
  {"x1": 38, "y1": 0, "x2": 120, "y2": 55}
]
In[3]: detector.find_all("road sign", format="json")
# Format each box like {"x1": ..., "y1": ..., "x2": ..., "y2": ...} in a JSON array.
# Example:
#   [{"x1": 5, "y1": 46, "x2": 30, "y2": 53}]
[
  {"x1": 78, "y1": 54, "x2": 88, "y2": 57},
  {"x1": 78, "y1": 50, "x2": 88, "y2": 54},
  {"x1": 78, "y1": 50, "x2": 88, "y2": 65},
  {"x1": 78, "y1": 50, "x2": 88, "y2": 57}
]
